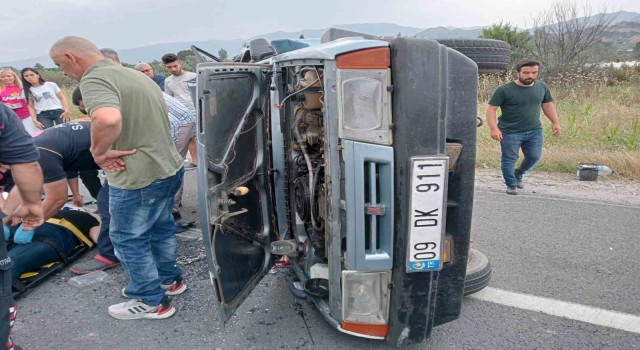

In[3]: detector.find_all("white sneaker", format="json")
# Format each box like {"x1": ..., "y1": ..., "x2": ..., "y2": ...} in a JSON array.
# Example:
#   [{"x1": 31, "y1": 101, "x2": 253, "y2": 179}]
[{"x1": 107, "y1": 297, "x2": 175, "y2": 320}]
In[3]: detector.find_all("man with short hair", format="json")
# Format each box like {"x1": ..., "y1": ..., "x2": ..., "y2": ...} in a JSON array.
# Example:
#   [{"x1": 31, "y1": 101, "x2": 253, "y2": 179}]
[
  {"x1": 99, "y1": 48, "x2": 120, "y2": 64},
  {"x1": 486, "y1": 60, "x2": 561, "y2": 195},
  {"x1": 134, "y1": 63, "x2": 165, "y2": 91},
  {"x1": 161, "y1": 53, "x2": 196, "y2": 113},
  {"x1": 71, "y1": 87, "x2": 86, "y2": 115},
  {"x1": 162, "y1": 53, "x2": 198, "y2": 167},
  {"x1": 71, "y1": 86, "x2": 194, "y2": 231},
  {"x1": 0, "y1": 103, "x2": 45, "y2": 350},
  {"x1": 68, "y1": 89, "x2": 118, "y2": 275},
  {"x1": 50, "y1": 36, "x2": 185, "y2": 320}
]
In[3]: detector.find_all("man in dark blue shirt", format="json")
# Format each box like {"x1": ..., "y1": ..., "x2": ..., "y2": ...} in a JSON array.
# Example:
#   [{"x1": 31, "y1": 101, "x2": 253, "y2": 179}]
[
  {"x1": 3, "y1": 121, "x2": 98, "y2": 220},
  {"x1": 0, "y1": 104, "x2": 44, "y2": 350},
  {"x1": 134, "y1": 63, "x2": 166, "y2": 91},
  {"x1": 2, "y1": 121, "x2": 118, "y2": 274}
]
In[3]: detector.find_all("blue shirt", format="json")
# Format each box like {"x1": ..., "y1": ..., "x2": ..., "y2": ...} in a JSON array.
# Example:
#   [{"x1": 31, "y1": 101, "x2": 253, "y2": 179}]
[
  {"x1": 34, "y1": 121, "x2": 98, "y2": 183},
  {"x1": 163, "y1": 93, "x2": 195, "y2": 143},
  {"x1": 153, "y1": 74, "x2": 166, "y2": 91}
]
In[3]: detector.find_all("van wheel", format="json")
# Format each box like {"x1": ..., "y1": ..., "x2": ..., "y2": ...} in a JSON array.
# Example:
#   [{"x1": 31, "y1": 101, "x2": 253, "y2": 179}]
[
  {"x1": 435, "y1": 39, "x2": 511, "y2": 73},
  {"x1": 464, "y1": 248, "x2": 492, "y2": 296}
]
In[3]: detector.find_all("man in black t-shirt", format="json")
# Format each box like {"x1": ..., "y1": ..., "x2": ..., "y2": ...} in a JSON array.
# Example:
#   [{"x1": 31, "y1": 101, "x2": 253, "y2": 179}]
[
  {"x1": 0, "y1": 104, "x2": 44, "y2": 350},
  {"x1": 3, "y1": 121, "x2": 99, "y2": 221}
]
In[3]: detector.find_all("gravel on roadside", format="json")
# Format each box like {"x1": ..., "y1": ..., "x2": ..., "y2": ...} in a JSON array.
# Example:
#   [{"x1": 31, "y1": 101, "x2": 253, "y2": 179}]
[{"x1": 474, "y1": 168, "x2": 640, "y2": 206}]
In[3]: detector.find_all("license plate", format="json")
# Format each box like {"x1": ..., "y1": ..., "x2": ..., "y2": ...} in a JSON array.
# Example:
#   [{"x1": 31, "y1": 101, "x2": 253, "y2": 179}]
[{"x1": 406, "y1": 156, "x2": 448, "y2": 272}]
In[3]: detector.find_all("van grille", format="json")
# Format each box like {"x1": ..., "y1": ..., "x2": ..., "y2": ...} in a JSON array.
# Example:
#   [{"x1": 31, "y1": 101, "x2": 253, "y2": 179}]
[{"x1": 343, "y1": 141, "x2": 394, "y2": 271}]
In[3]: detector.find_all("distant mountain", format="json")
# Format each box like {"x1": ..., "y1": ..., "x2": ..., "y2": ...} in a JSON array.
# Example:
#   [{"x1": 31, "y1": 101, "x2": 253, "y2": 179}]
[
  {"x1": 0, "y1": 39, "x2": 246, "y2": 69},
  {"x1": 529, "y1": 11, "x2": 640, "y2": 53},
  {"x1": 248, "y1": 23, "x2": 425, "y2": 42},
  {"x1": 332, "y1": 23, "x2": 425, "y2": 37},
  {"x1": 598, "y1": 10, "x2": 640, "y2": 25},
  {"x1": 414, "y1": 26, "x2": 484, "y2": 39},
  {"x1": 532, "y1": 10, "x2": 640, "y2": 33},
  {"x1": 1, "y1": 56, "x2": 54, "y2": 69},
  {"x1": 414, "y1": 10, "x2": 640, "y2": 40},
  {"x1": 601, "y1": 21, "x2": 640, "y2": 49},
  {"x1": 3, "y1": 12, "x2": 639, "y2": 69},
  {"x1": 1, "y1": 23, "x2": 424, "y2": 69},
  {"x1": 117, "y1": 39, "x2": 246, "y2": 64}
]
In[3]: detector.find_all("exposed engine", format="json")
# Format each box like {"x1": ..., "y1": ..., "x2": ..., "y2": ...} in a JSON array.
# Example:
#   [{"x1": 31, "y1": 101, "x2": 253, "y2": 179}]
[{"x1": 288, "y1": 66, "x2": 327, "y2": 256}]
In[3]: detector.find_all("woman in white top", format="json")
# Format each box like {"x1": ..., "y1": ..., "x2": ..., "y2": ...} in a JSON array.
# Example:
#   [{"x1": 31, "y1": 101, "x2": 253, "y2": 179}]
[{"x1": 21, "y1": 67, "x2": 70, "y2": 128}]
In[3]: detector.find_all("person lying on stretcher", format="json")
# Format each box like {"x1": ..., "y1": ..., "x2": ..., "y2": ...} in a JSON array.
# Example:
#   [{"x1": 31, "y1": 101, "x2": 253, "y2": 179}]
[{"x1": 4, "y1": 208, "x2": 99, "y2": 279}]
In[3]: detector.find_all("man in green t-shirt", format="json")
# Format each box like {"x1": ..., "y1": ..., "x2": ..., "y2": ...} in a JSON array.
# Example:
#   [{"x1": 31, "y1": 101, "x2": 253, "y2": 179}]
[
  {"x1": 486, "y1": 60, "x2": 562, "y2": 195},
  {"x1": 49, "y1": 36, "x2": 185, "y2": 320}
]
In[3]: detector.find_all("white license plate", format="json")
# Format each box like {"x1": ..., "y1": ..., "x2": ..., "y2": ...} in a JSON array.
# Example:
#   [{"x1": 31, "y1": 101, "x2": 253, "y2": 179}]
[{"x1": 406, "y1": 156, "x2": 448, "y2": 272}]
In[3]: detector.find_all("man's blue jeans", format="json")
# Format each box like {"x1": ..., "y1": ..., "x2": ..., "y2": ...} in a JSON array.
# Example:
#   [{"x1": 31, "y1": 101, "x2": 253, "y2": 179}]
[
  {"x1": 500, "y1": 128, "x2": 543, "y2": 187},
  {"x1": 109, "y1": 168, "x2": 184, "y2": 306}
]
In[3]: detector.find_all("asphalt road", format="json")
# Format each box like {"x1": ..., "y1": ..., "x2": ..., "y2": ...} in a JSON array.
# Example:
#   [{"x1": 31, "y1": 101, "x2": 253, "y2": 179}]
[{"x1": 12, "y1": 170, "x2": 640, "y2": 349}]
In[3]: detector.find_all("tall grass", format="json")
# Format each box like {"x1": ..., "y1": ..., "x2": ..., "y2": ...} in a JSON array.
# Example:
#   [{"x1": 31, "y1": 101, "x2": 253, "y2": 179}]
[
  {"x1": 60, "y1": 65, "x2": 640, "y2": 180},
  {"x1": 477, "y1": 66, "x2": 640, "y2": 180},
  {"x1": 61, "y1": 88, "x2": 86, "y2": 120}
]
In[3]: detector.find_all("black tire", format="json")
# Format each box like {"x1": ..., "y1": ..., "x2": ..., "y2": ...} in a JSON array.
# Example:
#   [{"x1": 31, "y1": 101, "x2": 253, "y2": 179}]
[
  {"x1": 464, "y1": 248, "x2": 492, "y2": 296},
  {"x1": 435, "y1": 39, "x2": 511, "y2": 73}
]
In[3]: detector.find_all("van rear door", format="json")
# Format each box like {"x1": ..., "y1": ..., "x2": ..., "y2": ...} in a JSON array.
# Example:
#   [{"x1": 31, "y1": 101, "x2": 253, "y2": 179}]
[{"x1": 195, "y1": 63, "x2": 275, "y2": 323}]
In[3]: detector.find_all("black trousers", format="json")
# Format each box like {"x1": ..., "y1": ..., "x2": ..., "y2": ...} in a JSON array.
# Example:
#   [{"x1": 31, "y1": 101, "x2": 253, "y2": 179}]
[{"x1": 78, "y1": 170, "x2": 102, "y2": 200}]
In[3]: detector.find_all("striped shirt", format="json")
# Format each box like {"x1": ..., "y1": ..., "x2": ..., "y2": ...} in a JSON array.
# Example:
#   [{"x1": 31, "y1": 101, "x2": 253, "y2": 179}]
[{"x1": 163, "y1": 92, "x2": 196, "y2": 143}]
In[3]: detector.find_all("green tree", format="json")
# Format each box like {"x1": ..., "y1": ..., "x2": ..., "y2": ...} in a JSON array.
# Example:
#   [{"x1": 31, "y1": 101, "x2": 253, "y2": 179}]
[
  {"x1": 34, "y1": 63, "x2": 45, "y2": 70},
  {"x1": 177, "y1": 49, "x2": 193, "y2": 61},
  {"x1": 176, "y1": 49, "x2": 196, "y2": 71},
  {"x1": 633, "y1": 42, "x2": 640, "y2": 58},
  {"x1": 480, "y1": 22, "x2": 532, "y2": 64},
  {"x1": 149, "y1": 59, "x2": 170, "y2": 77},
  {"x1": 218, "y1": 48, "x2": 228, "y2": 61}
]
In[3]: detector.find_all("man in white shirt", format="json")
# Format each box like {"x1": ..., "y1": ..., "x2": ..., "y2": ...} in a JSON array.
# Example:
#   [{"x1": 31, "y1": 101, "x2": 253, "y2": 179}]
[{"x1": 161, "y1": 53, "x2": 197, "y2": 167}]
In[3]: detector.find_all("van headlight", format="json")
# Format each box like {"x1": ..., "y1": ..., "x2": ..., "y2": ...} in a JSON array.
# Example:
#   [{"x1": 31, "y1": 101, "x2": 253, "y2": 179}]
[{"x1": 340, "y1": 271, "x2": 391, "y2": 338}]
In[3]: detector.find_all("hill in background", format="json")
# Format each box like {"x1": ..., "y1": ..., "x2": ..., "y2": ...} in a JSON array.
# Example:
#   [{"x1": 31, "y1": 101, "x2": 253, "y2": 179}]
[{"x1": 3, "y1": 12, "x2": 639, "y2": 69}]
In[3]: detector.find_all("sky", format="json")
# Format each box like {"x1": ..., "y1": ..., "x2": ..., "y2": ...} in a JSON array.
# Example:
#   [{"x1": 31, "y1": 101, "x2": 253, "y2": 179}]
[{"x1": 3, "y1": 0, "x2": 640, "y2": 63}]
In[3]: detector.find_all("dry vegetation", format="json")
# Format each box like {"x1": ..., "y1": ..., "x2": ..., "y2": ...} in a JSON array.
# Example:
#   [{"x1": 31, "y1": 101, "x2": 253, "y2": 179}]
[
  {"x1": 57, "y1": 65, "x2": 640, "y2": 180},
  {"x1": 477, "y1": 66, "x2": 640, "y2": 180}
]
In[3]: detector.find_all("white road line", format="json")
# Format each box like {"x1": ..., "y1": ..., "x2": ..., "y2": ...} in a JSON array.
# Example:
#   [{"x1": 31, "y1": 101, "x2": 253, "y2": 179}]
[
  {"x1": 476, "y1": 190, "x2": 640, "y2": 210},
  {"x1": 469, "y1": 287, "x2": 640, "y2": 334}
]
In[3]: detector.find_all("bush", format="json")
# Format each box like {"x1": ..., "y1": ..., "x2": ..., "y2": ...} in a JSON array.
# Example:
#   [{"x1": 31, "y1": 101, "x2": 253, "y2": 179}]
[
  {"x1": 39, "y1": 69, "x2": 76, "y2": 88},
  {"x1": 478, "y1": 66, "x2": 640, "y2": 179}
]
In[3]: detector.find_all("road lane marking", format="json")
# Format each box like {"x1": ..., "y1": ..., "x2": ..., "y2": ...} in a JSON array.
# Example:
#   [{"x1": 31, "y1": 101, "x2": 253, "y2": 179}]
[
  {"x1": 476, "y1": 190, "x2": 640, "y2": 210},
  {"x1": 469, "y1": 287, "x2": 640, "y2": 334}
]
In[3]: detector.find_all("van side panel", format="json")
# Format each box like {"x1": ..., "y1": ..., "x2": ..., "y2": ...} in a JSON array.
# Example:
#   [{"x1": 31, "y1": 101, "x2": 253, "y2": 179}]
[{"x1": 386, "y1": 37, "x2": 449, "y2": 346}]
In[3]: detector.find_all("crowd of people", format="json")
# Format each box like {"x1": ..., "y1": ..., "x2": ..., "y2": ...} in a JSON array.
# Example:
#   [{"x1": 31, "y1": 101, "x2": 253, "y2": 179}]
[
  {"x1": 0, "y1": 35, "x2": 564, "y2": 350},
  {"x1": 0, "y1": 36, "x2": 202, "y2": 349}
]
